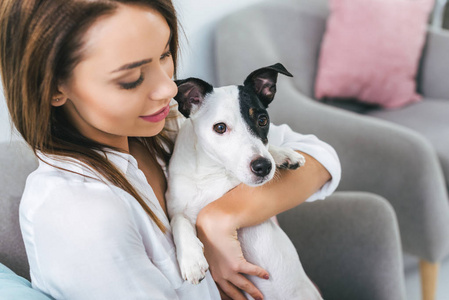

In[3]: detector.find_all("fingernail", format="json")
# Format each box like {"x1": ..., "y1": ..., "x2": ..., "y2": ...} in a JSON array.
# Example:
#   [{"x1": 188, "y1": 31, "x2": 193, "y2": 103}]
[
  {"x1": 264, "y1": 274, "x2": 269, "y2": 280},
  {"x1": 255, "y1": 297, "x2": 263, "y2": 300}
]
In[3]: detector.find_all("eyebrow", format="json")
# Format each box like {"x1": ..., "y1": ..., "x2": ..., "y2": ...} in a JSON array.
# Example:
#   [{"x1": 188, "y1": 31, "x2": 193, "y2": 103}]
[
  {"x1": 112, "y1": 58, "x2": 153, "y2": 73},
  {"x1": 111, "y1": 34, "x2": 172, "y2": 73}
]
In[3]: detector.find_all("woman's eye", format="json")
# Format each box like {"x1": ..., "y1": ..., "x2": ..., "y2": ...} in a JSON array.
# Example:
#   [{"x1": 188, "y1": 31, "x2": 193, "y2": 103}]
[
  {"x1": 213, "y1": 123, "x2": 227, "y2": 134},
  {"x1": 161, "y1": 50, "x2": 172, "y2": 60},
  {"x1": 258, "y1": 115, "x2": 269, "y2": 127},
  {"x1": 119, "y1": 73, "x2": 144, "y2": 90}
]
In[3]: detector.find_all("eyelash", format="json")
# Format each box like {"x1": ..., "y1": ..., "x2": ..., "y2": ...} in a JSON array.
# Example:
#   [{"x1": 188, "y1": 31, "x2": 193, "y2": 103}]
[
  {"x1": 119, "y1": 73, "x2": 144, "y2": 90},
  {"x1": 161, "y1": 50, "x2": 172, "y2": 60},
  {"x1": 118, "y1": 50, "x2": 172, "y2": 90}
]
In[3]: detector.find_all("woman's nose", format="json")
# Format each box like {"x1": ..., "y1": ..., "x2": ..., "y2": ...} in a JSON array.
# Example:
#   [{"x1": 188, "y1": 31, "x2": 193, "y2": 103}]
[{"x1": 147, "y1": 68, "x2": 178, "y2": 102}]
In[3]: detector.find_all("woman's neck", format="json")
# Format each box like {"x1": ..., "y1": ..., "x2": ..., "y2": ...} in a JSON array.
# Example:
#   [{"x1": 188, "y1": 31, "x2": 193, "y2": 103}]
[{"x1": 129, "y1": 139, "x2": 168, "y2": 216}]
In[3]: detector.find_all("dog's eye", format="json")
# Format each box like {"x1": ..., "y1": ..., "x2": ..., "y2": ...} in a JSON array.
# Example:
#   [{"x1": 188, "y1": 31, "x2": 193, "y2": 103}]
[
  {"x1": 258, "y1": 115, "x2": 269, "y2": 127},
  {"x1": 213, "y1": 123, "x2": 227, "y2": 134}
]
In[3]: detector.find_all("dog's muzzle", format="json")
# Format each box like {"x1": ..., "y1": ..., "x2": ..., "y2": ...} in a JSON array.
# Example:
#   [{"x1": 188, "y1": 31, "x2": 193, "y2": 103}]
[{"x1": 250, "y1": 157, "x2": 272, "y2": 177}]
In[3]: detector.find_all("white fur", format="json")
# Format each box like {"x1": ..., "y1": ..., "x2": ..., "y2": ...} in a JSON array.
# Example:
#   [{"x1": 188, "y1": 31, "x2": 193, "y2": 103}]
[{"x1": 166, "y1": 86, "x2": 322, "y2": 299}]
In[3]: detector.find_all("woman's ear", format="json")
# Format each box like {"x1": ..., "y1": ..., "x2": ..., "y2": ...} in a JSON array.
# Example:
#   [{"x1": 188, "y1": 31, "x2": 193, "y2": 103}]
[{"x1": 51, "y1": 88, "x2": 68, "y2": 107}]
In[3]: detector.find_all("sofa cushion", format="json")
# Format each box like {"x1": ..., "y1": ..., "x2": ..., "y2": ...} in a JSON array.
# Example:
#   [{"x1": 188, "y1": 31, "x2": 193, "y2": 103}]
[
  {"x1": 0, "y1": 195, "x2": 29, "y2": 280},
  {"x1": 368, "y1": 98, "x2": 449, "y2": 189},
  {"x1": 314, "y1": 0, "x2": 434, "y2": 108},
  {"x1": 0, "y1": 141, "x2": 38, "y2": 280},
  {"x1": 0, "y1": 262, "x2": 52, "y2": 299},
  {"x1": 0, "y1": 141, "x2": 38, "y2": 196}
]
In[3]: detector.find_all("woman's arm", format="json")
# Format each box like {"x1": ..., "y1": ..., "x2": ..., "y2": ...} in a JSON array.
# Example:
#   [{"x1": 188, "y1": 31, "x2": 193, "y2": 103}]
[
  {"x1": 203, "y1": 123, "x2": 339, "y2": 227},
  {"x1": 196, "y1": 123, "x2": 340, "y2": 300},
  {"x1": 198, "y1": 152, "x2": 331, "y2": 230},
  {"x1": 21, "y1": 178, "x2": 181, "y2": 300}
]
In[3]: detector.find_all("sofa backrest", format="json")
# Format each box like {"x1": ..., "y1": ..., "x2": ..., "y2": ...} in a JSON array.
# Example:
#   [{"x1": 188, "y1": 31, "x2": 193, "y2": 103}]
[
  {"x1": 215, "y1": 0, "x2": 437, "y2": 100},
  {"x1": 0, "y1": 141, "x2": 38, "y2": 280},
  {"x1": 215, "y1": 0, "x2": 330, "y2": 98}
]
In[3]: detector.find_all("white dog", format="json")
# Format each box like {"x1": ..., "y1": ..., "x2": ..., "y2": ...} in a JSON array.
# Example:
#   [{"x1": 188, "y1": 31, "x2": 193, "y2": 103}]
[{"x1": 166, "y1": 63, "x2": 322, "y2": 300}]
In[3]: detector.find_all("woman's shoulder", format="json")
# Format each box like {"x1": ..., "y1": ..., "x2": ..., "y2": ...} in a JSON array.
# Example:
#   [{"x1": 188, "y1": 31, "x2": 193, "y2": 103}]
[{"x1": 20, "y1": 157, "x2": 132, "y2": 227}]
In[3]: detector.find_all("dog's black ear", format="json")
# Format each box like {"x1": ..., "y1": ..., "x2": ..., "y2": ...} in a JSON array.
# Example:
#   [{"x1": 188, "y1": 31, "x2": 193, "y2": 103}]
[
  {"x1": 243, "y1": 63, "x2": 293, "y2": 108},
  {"x1": 174, "y1": 78, "x2": 213, "y2": 118}
]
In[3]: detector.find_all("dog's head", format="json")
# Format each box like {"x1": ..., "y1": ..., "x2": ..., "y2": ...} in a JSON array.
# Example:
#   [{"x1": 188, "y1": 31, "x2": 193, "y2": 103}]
[{"x1": 174, "y1": 63, "x2": 293, "y2": 186}]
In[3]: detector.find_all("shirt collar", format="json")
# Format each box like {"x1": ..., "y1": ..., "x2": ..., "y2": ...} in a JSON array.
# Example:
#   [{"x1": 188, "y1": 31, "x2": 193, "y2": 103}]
[{"x1": 104, "y1": 150, "x2": 139, "y2": 175}]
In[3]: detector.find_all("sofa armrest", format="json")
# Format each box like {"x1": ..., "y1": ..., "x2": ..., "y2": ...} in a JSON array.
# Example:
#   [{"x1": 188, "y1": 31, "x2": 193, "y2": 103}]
[
  {"x1": 278, "y1": 192, "x2": 405, "y2": 300},
  {"x1": 419, "y1": 28, "x2": 449, "y2": 99},
  {"x1": 268, "y1": 80, "x2": 449, "y2": 262}
]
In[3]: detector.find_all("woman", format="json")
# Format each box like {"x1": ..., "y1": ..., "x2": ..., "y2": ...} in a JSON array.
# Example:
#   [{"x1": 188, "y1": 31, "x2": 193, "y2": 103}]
[{"x1": 0, "y1": 0, "x2": 340, "y2": 299}]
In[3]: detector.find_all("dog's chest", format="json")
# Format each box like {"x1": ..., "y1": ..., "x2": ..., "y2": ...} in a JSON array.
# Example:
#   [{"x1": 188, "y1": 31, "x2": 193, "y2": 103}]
[{"x1": 192, "y1": 173, "x2": 240, "y2": 207}]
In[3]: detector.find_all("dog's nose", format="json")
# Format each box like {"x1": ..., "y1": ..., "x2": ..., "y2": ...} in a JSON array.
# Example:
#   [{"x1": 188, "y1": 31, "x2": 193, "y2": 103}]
[{"x1": 250, "y1": 158, "x2": 272, "y2": 177}]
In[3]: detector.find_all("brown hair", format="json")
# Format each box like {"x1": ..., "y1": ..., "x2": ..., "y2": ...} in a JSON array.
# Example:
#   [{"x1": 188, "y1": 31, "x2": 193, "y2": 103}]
[{"x1": 0, "y1": 0, "x2": 180, "y2": 232}]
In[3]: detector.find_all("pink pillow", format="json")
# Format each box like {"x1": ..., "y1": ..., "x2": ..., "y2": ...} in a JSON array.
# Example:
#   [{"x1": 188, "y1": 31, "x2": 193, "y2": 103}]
[{"x1": 315, "y1": 0, "x2": 434, "y2": 109}]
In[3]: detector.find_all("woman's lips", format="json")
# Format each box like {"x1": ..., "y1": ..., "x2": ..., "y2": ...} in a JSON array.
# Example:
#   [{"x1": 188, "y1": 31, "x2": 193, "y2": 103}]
[{"x1": 140, "y1": 104, "x2": 170, "y2": 123}]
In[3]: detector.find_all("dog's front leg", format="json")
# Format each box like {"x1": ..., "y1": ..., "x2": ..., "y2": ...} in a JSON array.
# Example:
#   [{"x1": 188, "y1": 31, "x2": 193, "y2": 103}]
[
  {"x1": 167, "y1": 181, "x2": 209, "y2": 285},
  {"x1": 268, "y1": 144, "x2": 306, "y2": 169},
  {"x1": 170, "y1": 213, "x2": 209, "y2": 284}
]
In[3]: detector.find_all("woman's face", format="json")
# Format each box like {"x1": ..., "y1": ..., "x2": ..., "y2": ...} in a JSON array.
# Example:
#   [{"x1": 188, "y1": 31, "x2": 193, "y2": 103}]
[{"x1": 57, "y1": 4, "x2": 177, "y2": 151}]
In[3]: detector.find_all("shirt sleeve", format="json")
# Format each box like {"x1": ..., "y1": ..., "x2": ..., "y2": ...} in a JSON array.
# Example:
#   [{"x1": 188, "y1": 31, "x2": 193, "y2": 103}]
[
  {"x1": 26, "y1": 180, "x2": 179, "y2": 300},
  {"x1": 268, "y1": 123, "x2": 341, "y2": 202}
]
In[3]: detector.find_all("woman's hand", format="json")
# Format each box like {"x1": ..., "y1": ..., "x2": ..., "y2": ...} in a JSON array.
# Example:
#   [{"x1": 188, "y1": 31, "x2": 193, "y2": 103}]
[{"x1": 196, "y1": 209, "x2": 269, "y2": 300}]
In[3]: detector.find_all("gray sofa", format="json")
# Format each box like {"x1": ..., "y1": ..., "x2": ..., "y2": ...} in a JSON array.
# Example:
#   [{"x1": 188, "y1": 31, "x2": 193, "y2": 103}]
[
  {"x1": 214, "y1": 0, "x2": 449, "y2": 299},
  {"x1": 0, "y1": 141, "x2": 407, "y2": 299}
]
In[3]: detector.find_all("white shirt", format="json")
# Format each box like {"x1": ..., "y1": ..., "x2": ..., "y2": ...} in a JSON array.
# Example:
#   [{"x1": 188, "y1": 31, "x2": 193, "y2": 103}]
[{"x1": 20, "y1": 121, "x2": 341, "y2": 300}]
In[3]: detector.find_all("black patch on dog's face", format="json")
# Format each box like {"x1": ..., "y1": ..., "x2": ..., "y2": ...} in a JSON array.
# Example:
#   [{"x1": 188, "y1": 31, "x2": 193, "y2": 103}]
[{"x1": 238, "y1": 85, "x2": 270, "y2": 145}]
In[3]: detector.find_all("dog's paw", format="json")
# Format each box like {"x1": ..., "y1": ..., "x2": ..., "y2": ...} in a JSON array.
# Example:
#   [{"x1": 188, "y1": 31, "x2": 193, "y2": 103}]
[
  {"x1": 178, "y1": 237, "x2": 209, "y2": 285},
  {"x1": 269, "y1": 145, "x2": 306, "y2": 170}
]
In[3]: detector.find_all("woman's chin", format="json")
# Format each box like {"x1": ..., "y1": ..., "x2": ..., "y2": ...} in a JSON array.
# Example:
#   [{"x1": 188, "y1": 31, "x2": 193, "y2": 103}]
[{"x1": 139, "y1": 119, "x2": 166, "y2": 137}]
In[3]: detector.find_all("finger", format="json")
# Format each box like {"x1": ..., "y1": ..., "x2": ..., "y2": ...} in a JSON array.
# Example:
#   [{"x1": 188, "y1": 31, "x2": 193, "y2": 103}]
[
  {"x1": 218, "y1": 280, "x2": 247, "y2": 300},
  {"x1": 217, "y1": 284, "x2": 233, "y2": 300},
  {"x1": 238, "y1": 261, "x2": 269, "y2": 280},
  {"x1": 231, "y1": 273, "x2": 264, "y2": 300}
]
